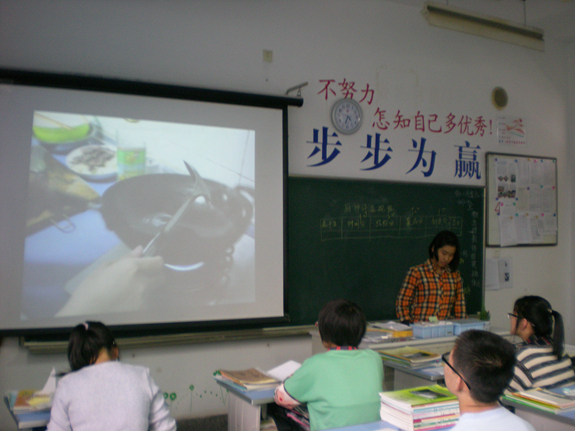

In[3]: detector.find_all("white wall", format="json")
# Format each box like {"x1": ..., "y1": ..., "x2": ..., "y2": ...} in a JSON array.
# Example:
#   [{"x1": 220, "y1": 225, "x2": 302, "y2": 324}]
[{"x1": 1, "y1": 1, "x2": 574, "y2": 429}]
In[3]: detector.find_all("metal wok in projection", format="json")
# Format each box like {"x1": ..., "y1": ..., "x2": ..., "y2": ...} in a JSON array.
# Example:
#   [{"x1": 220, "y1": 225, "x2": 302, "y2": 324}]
[{"x1": 100, "y1": 171, "x2": 254, "y2": 284}]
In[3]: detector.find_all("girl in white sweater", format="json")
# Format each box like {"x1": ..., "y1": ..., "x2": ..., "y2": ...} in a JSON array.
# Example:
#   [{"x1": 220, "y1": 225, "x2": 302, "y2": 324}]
[{"x1": 47, "y1": 321, "x2": 176, "y2": 431}]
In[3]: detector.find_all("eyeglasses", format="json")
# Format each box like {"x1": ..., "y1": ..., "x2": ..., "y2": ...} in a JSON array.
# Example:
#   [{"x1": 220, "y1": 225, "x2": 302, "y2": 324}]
[
  {"x1": 507, "y1": 313, "x2": 518, "y2": 319},
  {"x1": 442, "y1": 352, "x2": 472, "y2": 390}
]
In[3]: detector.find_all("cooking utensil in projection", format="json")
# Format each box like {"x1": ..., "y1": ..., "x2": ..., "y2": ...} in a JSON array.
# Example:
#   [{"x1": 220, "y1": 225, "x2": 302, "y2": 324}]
[{"x1": 100, "y1": 171, "x2": 253, "y2": 268}]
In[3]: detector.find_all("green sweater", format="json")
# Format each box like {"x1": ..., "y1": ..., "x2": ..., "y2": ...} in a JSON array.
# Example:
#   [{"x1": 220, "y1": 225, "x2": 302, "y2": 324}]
[{"x1": 284, "y1": 349, "x2": 383, "y2": 431}]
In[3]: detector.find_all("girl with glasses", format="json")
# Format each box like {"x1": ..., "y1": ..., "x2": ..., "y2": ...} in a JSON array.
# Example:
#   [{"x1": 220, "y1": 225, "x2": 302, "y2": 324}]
[{"x1": 508, "y1": 295, "x2": 575, "y2": 392}]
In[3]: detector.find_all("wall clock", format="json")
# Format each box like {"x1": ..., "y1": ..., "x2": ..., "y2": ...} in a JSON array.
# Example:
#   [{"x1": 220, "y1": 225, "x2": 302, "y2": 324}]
[
  {"x1": 331, "y1": 98, "x2": 363, "y2": 135},
  {"x1": 492, "y1": 87, "x2": 508, "y2": 110}
]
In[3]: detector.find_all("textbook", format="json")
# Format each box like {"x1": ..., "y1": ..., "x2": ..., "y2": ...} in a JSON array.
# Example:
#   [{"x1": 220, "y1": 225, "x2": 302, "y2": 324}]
[
  {"x1": 286, "y1": 405, "x2": 310, "y2": 431},
  {"x1": 379, "y1": 384, "x2": 457, "y2": 412},
  {"x1": 215, "y1": 368, "x2": 279, "y2": 391},
  {"x1": 515, "y1": 385, "x2": 575, "y2": 409},
  {"x1": 380, "y1": 401, "x2": 459, "y2": 422},
  {"x1": 10, "y1": 368, "x2": 56, "y2": 412},
  {"x1": 11, "y1": 389, "x2": 52, "y2": 412},
  {"x1": 377, "y1": 346, "x2": 441, "y2": 368},
  {"x1": 381, "y1": 409, "x2": 458, "y2": 431},
  {"x1": 502, "y1": 393, "x2": 568, "y2": 414},
  {"x1": 503, "y1": 385, "x2": 575, "y2": 414},
  {"x1": 214, "y1": 360, "x2": 301, "y2": 391},
  {"x1": 379, "y1": 385, "x2": 459, "y2": 431}
]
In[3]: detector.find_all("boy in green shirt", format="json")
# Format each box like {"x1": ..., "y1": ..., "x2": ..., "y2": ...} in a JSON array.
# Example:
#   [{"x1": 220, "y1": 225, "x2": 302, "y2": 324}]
[{"x1": 274, "y1": 299, "x2": 383, "y2": 431}]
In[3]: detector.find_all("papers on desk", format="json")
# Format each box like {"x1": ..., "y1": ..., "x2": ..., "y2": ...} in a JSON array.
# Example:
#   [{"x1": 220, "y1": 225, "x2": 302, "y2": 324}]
[{"x1": 267, "y1": 360, "x2": 301, "y2": 382}]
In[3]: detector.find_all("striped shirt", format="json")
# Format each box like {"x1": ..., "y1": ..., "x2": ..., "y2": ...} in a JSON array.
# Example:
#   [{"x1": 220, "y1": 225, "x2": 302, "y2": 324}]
[
  {"x1": 509, "y1": 336, "x2": 575, "y2": 392},
  {"x1": 395, "y1": 259, "x2": 466, "y2": 322}
]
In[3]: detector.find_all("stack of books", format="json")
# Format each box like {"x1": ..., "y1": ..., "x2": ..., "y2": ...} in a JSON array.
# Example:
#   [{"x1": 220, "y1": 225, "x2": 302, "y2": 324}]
[
  {"x1": 377, "y1": 346, "x2": 442, "y2": 369},
  {"x1": 379, "y1": 385, "x2": 459, "y2": 431},
  {"x1": 285, "y1": 405, "x2": 310, "y2": 430},
  {"x1": 503, "y1": 384, "x2": 575, "y2": 414},
  {"x1": 213, "y1": 368, "x2": 279, "y2": 391},
  {"x1": 6, "y1": 389, "x2": 52, "y2": 429}
]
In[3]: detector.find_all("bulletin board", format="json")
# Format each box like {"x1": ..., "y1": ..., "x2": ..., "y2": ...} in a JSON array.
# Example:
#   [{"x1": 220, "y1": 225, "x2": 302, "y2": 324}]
[{"x1": 485, "y1": 152, "x2": 558, "y2": 247}]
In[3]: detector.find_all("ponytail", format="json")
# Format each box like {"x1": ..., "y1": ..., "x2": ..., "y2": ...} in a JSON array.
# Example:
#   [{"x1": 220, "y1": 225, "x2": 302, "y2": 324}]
[
  {"x1": 67, "y1": 321, "x2": 116, "y2": 371},
  {"x1": 514, "y1": 296, "x2": 565, "y2": 360},
  {"x1": 551, "y1": 310, "x2": 565, "y2": 359}
]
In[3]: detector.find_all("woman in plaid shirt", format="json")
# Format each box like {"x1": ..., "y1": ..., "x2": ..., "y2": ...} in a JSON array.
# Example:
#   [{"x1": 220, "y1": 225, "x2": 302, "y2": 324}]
[{"x1": 395, "y1": 230, "x2": 466, "y2": 324}]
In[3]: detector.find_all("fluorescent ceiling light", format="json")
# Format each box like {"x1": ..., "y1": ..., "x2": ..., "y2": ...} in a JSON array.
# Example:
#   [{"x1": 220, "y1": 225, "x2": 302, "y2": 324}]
[{"x1": 421, "y1": 1, "x2": 544, "y2": 51}]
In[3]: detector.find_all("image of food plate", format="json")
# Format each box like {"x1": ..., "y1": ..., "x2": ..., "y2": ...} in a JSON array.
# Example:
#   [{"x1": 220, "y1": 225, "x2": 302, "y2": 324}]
[
  {"x1": 33, "y1": 113, "x2": 101, "y2": 153},
  {"x1": 65, "y1": 144, "x2": 117, "y2": 181}
]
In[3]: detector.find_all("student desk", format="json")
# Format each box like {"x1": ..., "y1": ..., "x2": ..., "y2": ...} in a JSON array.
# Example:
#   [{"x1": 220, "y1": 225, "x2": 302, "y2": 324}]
[
  {"x1": 499, "y1": 343, "x2": 575, "y2": 431},
  {"x1": 212, "y1": 379, "x2": 433, "y2": 431},
  {"x1": 327, "y1": 421, "x2": 454, "y2": 431},
  {"x1": 381, "y1": 361, "x2": 445, "y2": 391},
  {"x1": 3, "y1": 397, "x2": 49, "y2": 430},
  {"x1": 312, "y1": 326, "x2": 511, "y2": 390},
  {"x1": 501, "y1": 398, "x2": 575, "y2": 431},
  {"x1": 214, "y1": 378, "x2": 275, "y2": 431}
]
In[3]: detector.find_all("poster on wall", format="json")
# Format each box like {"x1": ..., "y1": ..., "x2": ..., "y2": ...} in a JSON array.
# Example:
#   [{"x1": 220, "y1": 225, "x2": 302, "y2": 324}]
[
  {"x1": 485, "y1": 152, "x2": 557, "y2": 247},
  {"x1": 496, "y1": 116, "x2": 527, "y2": 146}
]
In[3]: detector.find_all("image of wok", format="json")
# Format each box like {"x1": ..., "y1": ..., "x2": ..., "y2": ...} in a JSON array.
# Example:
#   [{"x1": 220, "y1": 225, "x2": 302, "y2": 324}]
[{"x1": 100, "y1": 173, "x2": 254, "y2": 268}]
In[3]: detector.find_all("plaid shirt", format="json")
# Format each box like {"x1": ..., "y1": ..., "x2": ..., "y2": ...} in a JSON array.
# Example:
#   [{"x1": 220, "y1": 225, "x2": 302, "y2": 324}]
[{"x1": 395, "y1": 259, "x2": 465, "y2": 322}]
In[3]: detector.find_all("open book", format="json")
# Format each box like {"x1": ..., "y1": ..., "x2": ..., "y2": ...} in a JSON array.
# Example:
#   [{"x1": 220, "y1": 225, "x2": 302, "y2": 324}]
[{"x1": 214, "y1": 360, "x2": 301, "y2": 391}]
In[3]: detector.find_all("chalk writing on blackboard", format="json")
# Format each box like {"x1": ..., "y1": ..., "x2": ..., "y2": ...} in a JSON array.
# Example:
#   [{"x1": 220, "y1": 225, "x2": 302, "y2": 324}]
[
  {"x1": 288, "y1": 177, "x2": 485, "y2": 324},
  {"x1": 320, "y1": 214, "x2": 463, "y2": 241}
]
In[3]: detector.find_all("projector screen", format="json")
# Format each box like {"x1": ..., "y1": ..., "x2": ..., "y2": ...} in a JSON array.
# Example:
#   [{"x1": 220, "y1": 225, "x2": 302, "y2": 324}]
[{"x1": 0, "y1": 70, "x2": 298, "y2": 336}]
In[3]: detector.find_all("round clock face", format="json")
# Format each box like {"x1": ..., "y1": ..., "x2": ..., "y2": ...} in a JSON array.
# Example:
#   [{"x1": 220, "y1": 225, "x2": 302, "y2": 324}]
[{"x1": 331, "y1": 98, "x2": 363, "y2": 135}]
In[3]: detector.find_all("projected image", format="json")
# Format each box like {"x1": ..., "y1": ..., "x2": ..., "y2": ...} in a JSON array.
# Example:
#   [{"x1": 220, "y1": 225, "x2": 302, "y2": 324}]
[{"x1": 23, "y1": 111, "x2": 255, "y2": 320}]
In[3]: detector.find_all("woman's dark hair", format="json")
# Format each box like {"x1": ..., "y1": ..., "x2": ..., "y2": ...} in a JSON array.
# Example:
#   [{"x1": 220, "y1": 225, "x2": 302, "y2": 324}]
[
  {"x1": 452, "y1": 330, "x2": 516, "y2": 404},
  {"x1": 318, "y1": 299, "x2": 366, "y2": 348},
  {"x1": 428, "y1": 230, "x2": 460, "y2": 271},
  {"x1": 68, "y1": 321, "x2": 117, "y2": 372},
  {"x1": 513, "y1": 295, "x2": 565, "y2": 359}
]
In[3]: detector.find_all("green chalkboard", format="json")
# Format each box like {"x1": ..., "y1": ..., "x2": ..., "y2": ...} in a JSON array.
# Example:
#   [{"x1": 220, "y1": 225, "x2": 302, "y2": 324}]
[{"x1": 287, "y1": 176, "x2": 484, "y2": 325}]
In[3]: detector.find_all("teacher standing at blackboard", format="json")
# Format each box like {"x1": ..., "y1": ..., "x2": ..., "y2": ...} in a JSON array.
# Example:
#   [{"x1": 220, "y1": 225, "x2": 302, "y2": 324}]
[{"x1": 396, "y1": 231, "x2": 466, "y2": 324}]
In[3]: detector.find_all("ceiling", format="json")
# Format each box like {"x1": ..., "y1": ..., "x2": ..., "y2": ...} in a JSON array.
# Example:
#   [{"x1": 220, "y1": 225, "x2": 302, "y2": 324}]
[{"x1": 385, "y1": 0, "x2": 575, "y2": 43}]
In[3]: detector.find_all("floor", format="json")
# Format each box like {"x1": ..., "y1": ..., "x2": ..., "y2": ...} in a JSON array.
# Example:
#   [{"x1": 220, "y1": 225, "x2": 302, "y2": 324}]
[{"x1": 177, "y1": 414, "x2": 227, "y2": 431}]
